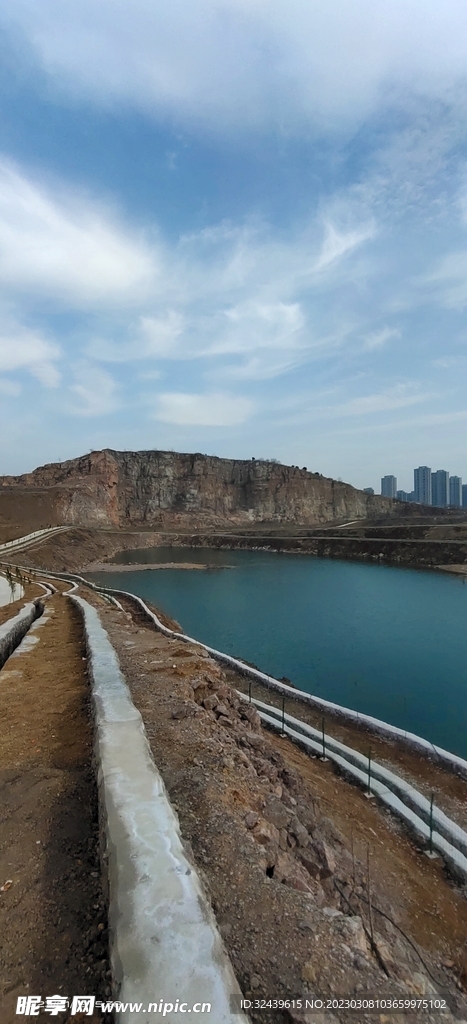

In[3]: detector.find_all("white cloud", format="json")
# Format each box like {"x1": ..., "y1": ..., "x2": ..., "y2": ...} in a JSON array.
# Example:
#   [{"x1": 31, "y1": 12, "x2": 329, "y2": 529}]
[
  {"x1": 0, "y1": 322, "x2": 60, "y2": 386},
  {"x1": 314, "y1": 222, "x2": 375, "y2": 271},
  {"x1": 154, "y1": 391, "x2": 253, "y2": 426},
  {"x1": 0, "y1": 159, "x2": 158, "y2": 308},
  {"x1": 423, "y1": 251, "x2": 467, "y2": 310},
  {"x1": 330, "y1": 384, "x2": 431, "y2": 417},
  {"x1": 68, "y1": 363, "x2": 120, "y2": 416},
  {"x1": 139, "y1": 311, "x2": 186, "y2": 357},
  {"x1": 0, "y1": 378, "x2": 21, "y2": 396},
  {"x1": 5, "y1": 1, "x2": 467, "y2": 134},
  {"x1": 362, "y1": 327, "x2": 400, "y2": 351},
  {"x1": 88, "y1": 216, "x2": 375, "y2": 379}
]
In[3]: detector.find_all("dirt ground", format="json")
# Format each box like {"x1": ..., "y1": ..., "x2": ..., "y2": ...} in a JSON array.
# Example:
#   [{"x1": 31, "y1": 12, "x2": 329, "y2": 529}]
[
  {"x1": 0, "y1": 592, "x2": 111, "y2": 1024},
  {"x1": 82, "y1": 587, "x2": 467, "y2": 1024}
]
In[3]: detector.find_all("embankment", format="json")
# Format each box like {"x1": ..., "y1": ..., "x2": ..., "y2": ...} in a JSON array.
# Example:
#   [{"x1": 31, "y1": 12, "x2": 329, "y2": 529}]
[{"x1": 115, "y1": 530, "x2": 467, "y2": 569}]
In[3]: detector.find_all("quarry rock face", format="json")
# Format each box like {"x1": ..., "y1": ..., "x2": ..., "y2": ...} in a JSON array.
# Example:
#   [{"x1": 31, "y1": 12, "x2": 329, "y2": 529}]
[{"x1": 0, "y1": 448, "x2": 394, "y2": 527}]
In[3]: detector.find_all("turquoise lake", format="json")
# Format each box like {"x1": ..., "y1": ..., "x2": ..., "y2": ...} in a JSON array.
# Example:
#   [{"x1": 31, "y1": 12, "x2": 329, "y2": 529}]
[{"x1": 88, "y1": 548, "x2": 467, "y2": 758}]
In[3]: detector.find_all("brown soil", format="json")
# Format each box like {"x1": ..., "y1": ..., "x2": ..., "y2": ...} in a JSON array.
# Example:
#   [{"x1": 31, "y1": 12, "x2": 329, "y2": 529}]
[
  {"x1": 0, "y1": 593, "x2": 111, "y2": 1023},
  {"x1": 17, "y1": 528, "x2": 165, "y2": 574},
  {"x1": 83, "y1": 587, "x2": 467, "y2": 1024},
  {"x1": 0, "y1": 489, "x2": 61, "y2": 544},
  {"x1": 0, "y1": 583, "x2": 44, "y2": 627}
]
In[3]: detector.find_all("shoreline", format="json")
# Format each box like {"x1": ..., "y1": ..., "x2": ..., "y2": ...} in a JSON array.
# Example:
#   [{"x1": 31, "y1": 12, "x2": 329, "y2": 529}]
[
  {"x1": 436, "y1": 563, "x2": 467, "y2": 577},
  {"x1": 84, "y1": 560, "x2": 233, "y2": 572}
]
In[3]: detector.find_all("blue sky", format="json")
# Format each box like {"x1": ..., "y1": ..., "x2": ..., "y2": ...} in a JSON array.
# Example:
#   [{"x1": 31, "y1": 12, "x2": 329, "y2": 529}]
[{"x1": 1, "y1": 1, "x2": 467, "y2": 491}]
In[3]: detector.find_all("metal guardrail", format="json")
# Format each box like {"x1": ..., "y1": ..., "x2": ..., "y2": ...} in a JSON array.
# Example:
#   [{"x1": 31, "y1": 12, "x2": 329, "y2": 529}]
[
  {"x1": 243, "y1": 692, "x2": 467, "y2": 873},
  {"x1": 0, "y1": 526, "x2": 68, "y2": 553}
]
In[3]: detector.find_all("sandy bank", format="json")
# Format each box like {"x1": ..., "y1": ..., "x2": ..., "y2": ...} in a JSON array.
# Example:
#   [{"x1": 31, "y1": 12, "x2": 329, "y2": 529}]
[{"x1": 83, "y1": 561, "x2": 231, "y2": 572}]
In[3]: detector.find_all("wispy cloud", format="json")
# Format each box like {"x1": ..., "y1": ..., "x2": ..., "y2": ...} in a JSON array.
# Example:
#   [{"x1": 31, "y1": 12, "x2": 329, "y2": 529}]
[
  {"x1": 5, "y1": 1, "x2": 467, "y2": 134},
  {"x1": 0, "y1": 320, "x2": 60, "y2": 386},
  {"x1": 361, "y1": 327, "x2": 400, "y2": 351},
  {"x1": 314, "y1": 222, "x2": 375, "y2": 271},
  {"x1": 0, "y1": 159, "x2": 158, "y2": 308},
  {"x1": 422, "y1": 251, "x2": 467, "y2": 310},
  {"x1": 0, "y1": 378, "x2": 21, "y2": 396},
  {"x1": 68, "y1": 363, "x2": 120, "y2": 416},
  {"x1": 330, "y1": 384, "x2": 431, "y2": 417},
  {"x1": 154, "y1": 391, "x2": 254, "y2": 426}
]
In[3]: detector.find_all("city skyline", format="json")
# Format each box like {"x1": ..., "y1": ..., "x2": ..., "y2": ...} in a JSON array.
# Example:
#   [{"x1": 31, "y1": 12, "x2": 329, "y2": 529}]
[{"x1": 378, "y1": 465, "x2": 467, "y2": 507}]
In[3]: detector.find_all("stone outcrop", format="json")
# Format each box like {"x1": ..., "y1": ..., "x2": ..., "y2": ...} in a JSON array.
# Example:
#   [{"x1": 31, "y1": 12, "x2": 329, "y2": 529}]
[{"x1": 0, "y1": 448, "x2": 397, "y2": 527}]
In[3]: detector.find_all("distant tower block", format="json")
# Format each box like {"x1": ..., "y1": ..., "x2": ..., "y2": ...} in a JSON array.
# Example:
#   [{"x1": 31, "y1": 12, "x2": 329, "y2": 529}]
[
  {"x1": 431, "y1": 469, "x2": 449, "y2": 508},
  {"x1": 414, "y1": 466, "x2": 432, "y2": 505},
  {"x1": 449, "y1": 476, "x2": 462, "y2": 508},
  {"x1": 381, "y1": 475, "x2": 397, "y2": 498}
]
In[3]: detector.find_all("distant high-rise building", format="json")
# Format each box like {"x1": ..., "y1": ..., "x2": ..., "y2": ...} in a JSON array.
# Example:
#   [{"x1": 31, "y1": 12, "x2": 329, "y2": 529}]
[
  {"x1": 414, "y1": 466, "x2": 431, "y2": 505},
  {"x1": 462, "y1": 484, "x2": 467, "y2": 509},
  {"x1": 396, "y1": 490, "x2": 411, "y2": 501},
  {"x1": 431, "y1": 469, "x2": 449, "y2": 508},
  {"x1": 381, "y1": 475, "x2": 397, "y2": 498},
  {"x1": 449, "y1": 476, "x2": 462, "y2": 508},
  {"x1": 363, "y1": 487, "x2": 374, "y2": 495}
]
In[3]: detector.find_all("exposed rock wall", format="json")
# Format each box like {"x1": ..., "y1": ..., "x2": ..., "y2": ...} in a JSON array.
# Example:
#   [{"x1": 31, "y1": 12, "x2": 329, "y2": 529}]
[{"x1": 1, "y1": 448, "x2": 396, "y2": 527}]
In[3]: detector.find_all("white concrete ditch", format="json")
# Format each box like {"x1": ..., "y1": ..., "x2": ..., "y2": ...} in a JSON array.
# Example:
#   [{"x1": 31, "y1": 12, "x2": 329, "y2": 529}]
[
  {"x1": 0, "y1": 601, "x2": 44, "y2": 670},
  {"x1": 0, "y1": 576, "x2": 24, "y2": 606},
  {"x1": 69, "y1": 593, "x2": 247, "y2": 1024}
]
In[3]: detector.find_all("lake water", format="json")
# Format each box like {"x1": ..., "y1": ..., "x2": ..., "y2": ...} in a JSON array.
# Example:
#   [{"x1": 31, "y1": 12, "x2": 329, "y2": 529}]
[{"x1": 87, "y1": 548, "x2": 467, "y2": 758}]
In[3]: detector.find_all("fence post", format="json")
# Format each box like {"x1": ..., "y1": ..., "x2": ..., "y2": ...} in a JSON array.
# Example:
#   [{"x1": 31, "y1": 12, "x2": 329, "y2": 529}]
[
  {"x1": 365, "y1": 746, "x2": 374, "y2": 799},
  {"x1": 321, "y1": 716, "x2": 328, "y2": 761},
  {"x1": 281, "y1": 695, "x2": 286, "y2": 736},
  {"x1": 248, "y1": 678, "x2": 252, "y2": 703},
  {"x1": 425, "y1": 792, "x2": 438, "y2": 858}
]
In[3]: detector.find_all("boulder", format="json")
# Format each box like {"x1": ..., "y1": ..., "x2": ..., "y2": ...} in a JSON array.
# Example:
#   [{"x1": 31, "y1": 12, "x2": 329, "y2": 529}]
[
  {"x1": 251, "y1": 818, "x2": 280, "y2": 848},
  {"x1": 313, "y1": 839, "x2": 336, "y2": 878},
  {"x1": 288, "y1": 815, "x2": 310, "y2": 847},
  {"x1": 274, "y1": 852, "x2": 314, "y2": 893},
  {"x1": 214, "y1": 702, "x2": 230, "y2": 717},
  {"x1": 263, "y1": 795, "x2": 291, "y2": 830},
  {"x1": 243, "y1": 731, "x2": 266, "y2": 752},
  {"x1": 203, "y1": 694, "x2": 219, "y2": 711}
]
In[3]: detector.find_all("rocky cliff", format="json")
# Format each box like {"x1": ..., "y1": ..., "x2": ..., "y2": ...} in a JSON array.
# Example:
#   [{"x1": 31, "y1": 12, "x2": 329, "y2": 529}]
[{"x1": 1, "y1": 448, "x2": 397, "y2": 527}]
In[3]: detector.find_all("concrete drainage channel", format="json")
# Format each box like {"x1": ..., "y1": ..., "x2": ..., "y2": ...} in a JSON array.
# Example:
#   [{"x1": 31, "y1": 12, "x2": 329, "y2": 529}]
[
  {"x1": 68, "y1": 593, "x2": 247, "y2": 1024},
  {"x1": 0, "y1": 599, "x2": 45, "y2": 669}
]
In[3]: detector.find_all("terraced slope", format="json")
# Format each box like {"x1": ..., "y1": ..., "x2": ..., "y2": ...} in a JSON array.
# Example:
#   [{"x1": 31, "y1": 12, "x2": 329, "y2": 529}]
[{"x1": 0, "y1": 589, "x2": 111, "y2": 1023}]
